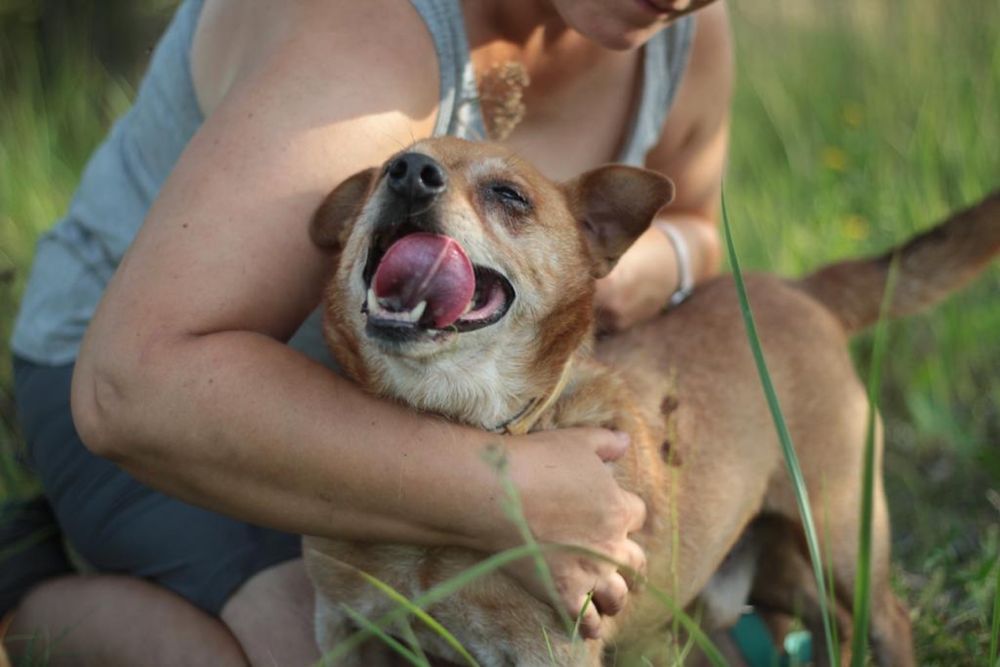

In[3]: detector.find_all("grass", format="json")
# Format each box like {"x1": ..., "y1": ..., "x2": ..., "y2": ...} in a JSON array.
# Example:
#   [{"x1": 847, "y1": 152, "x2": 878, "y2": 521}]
[
  {"x1": 725, "y1": 2, "x2": 999, "y2": 663},
  {"x1": 1, "y1": 0, "x2": 998, "y2": 665}
]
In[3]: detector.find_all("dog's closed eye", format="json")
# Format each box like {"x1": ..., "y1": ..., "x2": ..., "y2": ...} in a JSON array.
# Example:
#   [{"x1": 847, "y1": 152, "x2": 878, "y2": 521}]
[{"x1": 485, "y1": 182, "x2": 532, "y2": 212}]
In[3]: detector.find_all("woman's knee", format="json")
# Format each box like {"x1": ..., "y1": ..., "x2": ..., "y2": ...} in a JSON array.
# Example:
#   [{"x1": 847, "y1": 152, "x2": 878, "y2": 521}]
[
  {"x1": 6, "y1": 574, "x2": 249, "y2": 667},
  {"x1": 221, "y1": 560, "x2": 319, "y2": 667}
]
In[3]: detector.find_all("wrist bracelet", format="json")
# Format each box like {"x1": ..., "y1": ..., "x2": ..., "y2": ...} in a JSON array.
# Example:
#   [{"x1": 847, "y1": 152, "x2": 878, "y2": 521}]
[{"x1": 653, "y1": 221, "x2": 694, "y2": 309}]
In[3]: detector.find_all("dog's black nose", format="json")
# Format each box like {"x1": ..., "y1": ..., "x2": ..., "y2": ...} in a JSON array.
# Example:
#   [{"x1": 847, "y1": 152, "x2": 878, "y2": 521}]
[{"x1": 386, "y1": 153, "x2": 447, "y2": 203}]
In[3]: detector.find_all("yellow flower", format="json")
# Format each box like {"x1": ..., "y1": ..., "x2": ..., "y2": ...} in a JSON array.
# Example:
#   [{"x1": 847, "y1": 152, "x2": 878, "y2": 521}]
[
  {"x1": 842, "y1": 215, "x2": 870, "y2": 241},
  {"x1": 842, "y1": 103, "x2": 864, "y2": 128},
  {"x1": 822, "y1": 146, "x2": 848, "y2": 172}
]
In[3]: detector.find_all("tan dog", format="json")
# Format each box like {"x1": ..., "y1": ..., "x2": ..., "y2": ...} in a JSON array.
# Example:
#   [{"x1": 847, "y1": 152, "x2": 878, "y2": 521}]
[{"x1": 304, "y1": 137, "x2": 998, "y2": 666}]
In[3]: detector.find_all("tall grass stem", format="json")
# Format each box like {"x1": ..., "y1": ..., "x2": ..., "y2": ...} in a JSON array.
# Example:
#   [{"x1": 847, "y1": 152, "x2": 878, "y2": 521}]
[
  {"x1": 720, "y1": 191, "x2": 839, "y2": 667},
  {"x1": 849, "y1": 256, "x2": 899, "y2": 666}
]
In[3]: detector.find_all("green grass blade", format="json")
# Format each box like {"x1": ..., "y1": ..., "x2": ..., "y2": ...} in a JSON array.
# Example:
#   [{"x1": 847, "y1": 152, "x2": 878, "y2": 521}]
[
  {"x1": 324, "y1": 543, "x2": 543, "y2": 662},
  {"x1": 721, "y1": 192, "x2": 838, "y2": 667},
  {"x1": 484, "y1": 444, "x2": 575, "y2": 633},
  {"x1": 336, "y1": 605, "x2": 427, "y2": 667},
  {"x1": 476, "y1": 451, "x2": 725, "y2": 665},
  {"x1": 0, "y1": 524, "x2": 58, "y2": 563},
  {"x1": 822, "y1": 489, "x2": 841, "y2": 653},
  {"x1": 396, "y1": 616, "x2": 432, "y2": 667},
  {"x1": 326, "y1": 540, "x2": 727, "y2": 666},
  {"x1": 570, "y1": 589, "x2": 594, "y2": 642},
  {"x1": 556, "y1": 544, "x2": 729, "y2": 667},
  {"x1": 639, "y1": 581, "x2": 728, "y2": 667},
  {"x1": 354, "y1": 569, "x2": 482, "y2": 667},
  {"x1": 541, "y1": 625, "x2": 557, "y2": 665},
  {"x1": 5, "y1": 620, "x2": 75, "y2": 667},
  {"x1": 326, "y1": 440, "x2": 724, "y2": 665},
  {"x1": 850, "y1": 256, "x2": 899, "y2": 666}
]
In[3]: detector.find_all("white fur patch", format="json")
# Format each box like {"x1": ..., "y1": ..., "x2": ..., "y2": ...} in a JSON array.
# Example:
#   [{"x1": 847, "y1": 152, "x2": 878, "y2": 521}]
[{"x1": 699, "y1": 543, "x2": 757, "y2": 629}]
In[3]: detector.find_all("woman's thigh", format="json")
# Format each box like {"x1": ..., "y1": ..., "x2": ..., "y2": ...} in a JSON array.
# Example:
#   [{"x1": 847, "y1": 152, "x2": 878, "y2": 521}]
[{"x1": 12, "y1": 356, "x2": 301, "y2": 616}]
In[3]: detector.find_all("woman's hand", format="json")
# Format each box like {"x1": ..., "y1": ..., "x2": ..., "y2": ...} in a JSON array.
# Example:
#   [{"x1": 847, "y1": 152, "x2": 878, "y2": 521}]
[{"x1": 483, "y1": 428, "x2": 648, "y2": 640}]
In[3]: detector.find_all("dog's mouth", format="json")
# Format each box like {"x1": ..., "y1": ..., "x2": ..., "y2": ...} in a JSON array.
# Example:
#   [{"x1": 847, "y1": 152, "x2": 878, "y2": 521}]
[{"x1": 360, "y1": 226, "x2": 515, "y2": 338}]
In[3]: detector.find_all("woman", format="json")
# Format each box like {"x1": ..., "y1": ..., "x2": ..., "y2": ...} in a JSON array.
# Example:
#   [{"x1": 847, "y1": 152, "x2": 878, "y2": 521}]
[{"x1": 4, "y1": 0, "x2": 731, "y2": 663}]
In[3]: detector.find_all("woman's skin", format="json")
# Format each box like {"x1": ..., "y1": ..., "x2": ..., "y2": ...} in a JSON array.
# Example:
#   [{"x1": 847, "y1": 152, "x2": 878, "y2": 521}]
[{"x1": 7, "y1": 1, "x2": 731, "y2": 664}]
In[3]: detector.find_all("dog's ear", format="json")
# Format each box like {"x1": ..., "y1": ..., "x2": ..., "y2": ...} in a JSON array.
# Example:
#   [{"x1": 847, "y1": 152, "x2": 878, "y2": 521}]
[
  {"x1": 564, "y1": 166, "x2": 675, "y2": 278},
  {"x1": 310, "y1": 167, "x2": 378, "y2": 250}
]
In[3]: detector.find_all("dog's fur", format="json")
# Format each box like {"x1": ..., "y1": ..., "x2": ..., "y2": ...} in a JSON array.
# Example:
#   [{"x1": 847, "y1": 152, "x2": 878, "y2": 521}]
[{"x1": 303, "y1": 137, "x2": 999, "y2": 666}]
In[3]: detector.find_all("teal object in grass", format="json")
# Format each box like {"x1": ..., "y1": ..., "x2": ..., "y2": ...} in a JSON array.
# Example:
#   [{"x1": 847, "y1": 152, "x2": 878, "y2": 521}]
[
  {"x1": 782, "y1": 629, "x2": 813, "y2": 666},
  {"x1": 729, "y1": 611, "x2": 813, "y2": 667}
]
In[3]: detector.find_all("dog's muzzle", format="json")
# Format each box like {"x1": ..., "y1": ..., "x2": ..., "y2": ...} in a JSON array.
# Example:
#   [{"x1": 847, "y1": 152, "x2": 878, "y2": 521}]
[{"x1": 360, "y1": 154, "x2": 515, "y2": 341}]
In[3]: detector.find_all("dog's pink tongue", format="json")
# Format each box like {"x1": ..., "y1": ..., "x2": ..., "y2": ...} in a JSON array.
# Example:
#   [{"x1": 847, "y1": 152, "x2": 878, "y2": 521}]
[{"x1": 373, "y1": 233, "x2": 475, "y2": 328}]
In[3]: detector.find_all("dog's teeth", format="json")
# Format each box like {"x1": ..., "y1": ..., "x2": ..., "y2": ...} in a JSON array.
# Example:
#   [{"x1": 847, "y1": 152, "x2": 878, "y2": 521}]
[
  {"x1": 379, "y1": 299, "x2": 425, "y2": 323},
  {"x1": 409, "y1": 300, "x2": 427, "y2": 322},
  {"x1": 366, "y1": 289, "x2": 427, "y2": 323}
]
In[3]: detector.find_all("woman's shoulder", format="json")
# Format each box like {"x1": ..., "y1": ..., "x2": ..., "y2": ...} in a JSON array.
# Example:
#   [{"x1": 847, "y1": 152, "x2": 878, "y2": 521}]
[{"x1": 191, "y1": 0, "x2": 441, "y2": 119}]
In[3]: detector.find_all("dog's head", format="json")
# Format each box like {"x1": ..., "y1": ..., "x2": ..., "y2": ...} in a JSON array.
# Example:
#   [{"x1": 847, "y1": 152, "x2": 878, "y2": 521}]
[{"x1": 312, "y1": 137, "x2": 673, "y2": 427}]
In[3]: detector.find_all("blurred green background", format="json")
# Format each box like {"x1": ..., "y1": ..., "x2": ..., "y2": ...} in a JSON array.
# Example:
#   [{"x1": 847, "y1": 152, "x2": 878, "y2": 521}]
[{"x1": 1, "y1": 1, "x2": 998, "y2": 664}]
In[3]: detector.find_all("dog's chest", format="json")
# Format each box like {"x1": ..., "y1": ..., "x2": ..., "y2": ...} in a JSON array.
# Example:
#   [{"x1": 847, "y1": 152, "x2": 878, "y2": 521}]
[{"x1": 367, "y1": 346, "x2": 536, "y2": 429}]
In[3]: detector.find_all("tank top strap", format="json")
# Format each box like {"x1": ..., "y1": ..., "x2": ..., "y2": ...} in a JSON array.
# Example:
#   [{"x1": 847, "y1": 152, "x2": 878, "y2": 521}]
[
  {"x1": 618, "y1": 15, "x2": 695, "y2": 165},
  {"x1": 407, "y1": 0, "x2": 488, "y2": 141}
]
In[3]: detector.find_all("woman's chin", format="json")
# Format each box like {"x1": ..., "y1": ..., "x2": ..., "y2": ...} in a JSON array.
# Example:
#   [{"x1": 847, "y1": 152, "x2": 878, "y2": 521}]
[{"x1": 552, "y1": 1, "x2": 676, "y2": 51}]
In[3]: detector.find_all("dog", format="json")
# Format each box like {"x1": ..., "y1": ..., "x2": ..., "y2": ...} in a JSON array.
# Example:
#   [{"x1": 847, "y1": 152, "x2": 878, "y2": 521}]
[{"x1": 303, "y1": 136, "x2": 999, "y2": 666}]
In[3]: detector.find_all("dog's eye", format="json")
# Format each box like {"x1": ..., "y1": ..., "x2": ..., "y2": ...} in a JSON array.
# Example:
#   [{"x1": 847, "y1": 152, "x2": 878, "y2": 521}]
[{"x1": 487, "y1": 183, "x2": 531, "y2": 210}]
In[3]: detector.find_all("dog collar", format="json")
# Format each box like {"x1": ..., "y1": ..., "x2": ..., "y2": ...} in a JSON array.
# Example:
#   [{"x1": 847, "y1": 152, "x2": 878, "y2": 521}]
[{"x1": 492, "y1": 360, "x2": 574, "y2": 436}]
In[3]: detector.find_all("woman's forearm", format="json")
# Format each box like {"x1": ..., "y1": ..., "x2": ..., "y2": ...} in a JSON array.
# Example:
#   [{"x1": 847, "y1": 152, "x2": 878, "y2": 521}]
[
  {"x1": 73, "y1": 323, "x2": 645, "y2": 634},
  {"x1": 72, "y1": 328, "x2": 506, "y2": 550}
]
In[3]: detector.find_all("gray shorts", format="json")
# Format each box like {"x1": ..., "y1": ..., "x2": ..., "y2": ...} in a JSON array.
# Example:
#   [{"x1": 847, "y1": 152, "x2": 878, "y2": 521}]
[{"x1": 1, "y1": 356, "x2": 301, "y2": 616}]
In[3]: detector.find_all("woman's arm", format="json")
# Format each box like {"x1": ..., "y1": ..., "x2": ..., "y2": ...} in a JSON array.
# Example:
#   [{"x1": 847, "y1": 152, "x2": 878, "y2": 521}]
[
  {"x1": 70, "y1": 0, "x2": 641, "y2": 638},
  {"x1": 595, "y1": 2, "x2": 733, "y2": 331}
]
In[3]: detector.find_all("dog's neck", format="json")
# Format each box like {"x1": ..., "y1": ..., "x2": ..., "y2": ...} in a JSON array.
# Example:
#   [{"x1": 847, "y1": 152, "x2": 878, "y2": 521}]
[
  {"x1": 362, "y1": 331, "x2": 585, "y2": 433},
  {"x1": 490, "y1": 356, "x2": 575, "y2": 434}
]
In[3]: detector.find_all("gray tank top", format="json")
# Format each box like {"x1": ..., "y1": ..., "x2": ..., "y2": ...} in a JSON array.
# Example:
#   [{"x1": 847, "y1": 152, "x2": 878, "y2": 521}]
[{"x1": 11, "y1": 0, "x2": 694, "y2": 366}]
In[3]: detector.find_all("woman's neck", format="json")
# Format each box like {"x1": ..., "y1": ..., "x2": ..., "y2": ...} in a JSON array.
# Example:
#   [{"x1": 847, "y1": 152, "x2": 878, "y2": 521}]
[
  {"x1": 462, "y1": 0, "x2": 604, "y2": 84},
  {"x1": 463, "y1": 0, "x2": 565, "y2": 48}
]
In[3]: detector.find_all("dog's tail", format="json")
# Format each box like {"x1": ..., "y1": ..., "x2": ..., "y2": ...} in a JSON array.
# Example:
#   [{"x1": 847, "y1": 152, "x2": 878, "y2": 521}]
[{"x1": 798, "y1": 189, "x2": 1000, "y2": 334}]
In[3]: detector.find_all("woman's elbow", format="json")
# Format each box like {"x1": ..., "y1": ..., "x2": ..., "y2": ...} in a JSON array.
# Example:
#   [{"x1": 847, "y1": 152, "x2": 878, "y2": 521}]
[
  {"x1": 70, "y1": 346, "x2": 146, "y2": 462},
  {"x1": 71, "y1": 290, "x2": 192, "y2": 458}
]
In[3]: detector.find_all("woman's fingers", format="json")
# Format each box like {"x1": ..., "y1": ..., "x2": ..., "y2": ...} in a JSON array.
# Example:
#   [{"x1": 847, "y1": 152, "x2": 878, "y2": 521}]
[
  {"x1": 590, "y1": 534, "x2": 647, "y2": 616},
  {"x1": 593, "y1": 429, "x2": 630, "y2": 462},
  {"x1": 623, "y1": 489, "x2": 647, "y2": 532},
  {"x1": 591, "y1": 571, "x2": 629, "y2": 618},
  {"x1": 500, "y1": 427, "x2": 652, "y2": 636},
  {"x1": 618, "y1": 537, "x2": 647, "y2": 591}
]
